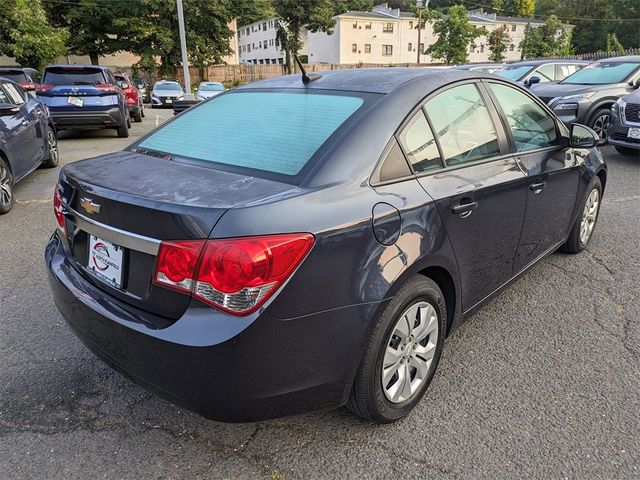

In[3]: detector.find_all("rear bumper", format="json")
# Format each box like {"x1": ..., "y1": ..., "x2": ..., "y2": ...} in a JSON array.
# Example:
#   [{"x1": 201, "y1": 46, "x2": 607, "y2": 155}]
[
  {"x1": 45, "y1": 233, "x2": 376, "y2": 422},
  {"x1": 50, "y1": 107, "x2": 125, "y2": 130}
]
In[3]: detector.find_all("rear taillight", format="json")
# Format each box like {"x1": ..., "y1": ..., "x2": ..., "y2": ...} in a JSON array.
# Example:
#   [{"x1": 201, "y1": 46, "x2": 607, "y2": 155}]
[
  {"x1": 53, "y1": 187, "x2": 66, "y2": 235},
  {"x1": 35, "y1": 84, "x2": 54, "y2": 93},
  {"x1": 153, "y1": 234, "x2": 314, "y2": 315},
  {"x1": 18, "y1": 82, "x2": 35, "y2": 91},
  {"x1": 96, "y1": 84, "x2": 117, "y2": 93}
]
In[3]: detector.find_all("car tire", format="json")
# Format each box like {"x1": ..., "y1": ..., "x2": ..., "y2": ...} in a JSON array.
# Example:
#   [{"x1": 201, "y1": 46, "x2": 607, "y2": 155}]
[
  {"x1": 588, "y1": 108, "x2": 611, "y2": 145},
  {"x1": 347, "y1": 275, "x2": 446, "y2": 423},
  {"x1": 41, "y1": 126, "x2": 59, "y2": 168},
  {"x1": 140, "y1": 103, "x2": 145, "y2": 118},
  {"x1": 561, "y1": 176, "x2": 602, "y2": 254},
  {"x1": 614, "y1": 146, "x2": 638, "y2": 157},
  {"x1": 126, "y1": 115, "x2": 132, "y2": 129},
  {"x1": 116, "y1": 121, "x2": 129, "y2": 138},
  {"x1": 0, "y1": 156, "x2": 14, "y2": 215},
  {"x1": 133, "y1": 109, "x2": 142, "y2": 123}
]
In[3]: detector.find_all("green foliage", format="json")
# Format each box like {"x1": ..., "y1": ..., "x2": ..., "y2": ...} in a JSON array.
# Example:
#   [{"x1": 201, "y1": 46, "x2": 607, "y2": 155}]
[
  {"x1": 520, "y1": 15, "x2": 573, "y2": 58},
  {"x1": 514, "y1": 0, "x2": 536, "y2": 17},
  {"x1": 426, "y1": 5, "x2": 487, "y2": 64},
  {"x1": 606, "y1": 33, "x2": 624, "y2": 53},
  {"x1": 231, "y1": 0, "x2": 274, "y2": 27},
  {"x1": 487, "y1": 25, "x2": 512, "y2": 62},
  {"x1": 272, "y1": 0, "x2": 335, "y2": 72},
  {"x1": 0, "y1": 0, "x2": 68, "y2": 70}
]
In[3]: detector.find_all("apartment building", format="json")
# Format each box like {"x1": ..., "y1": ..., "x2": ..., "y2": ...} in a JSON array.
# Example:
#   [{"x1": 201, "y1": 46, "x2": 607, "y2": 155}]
[
  {"x1": 306, "y1": 4, "x2": 545, "y2": 64},
  {"x1": 237, "y1": 17, "x2": 308, "y2": 65}
]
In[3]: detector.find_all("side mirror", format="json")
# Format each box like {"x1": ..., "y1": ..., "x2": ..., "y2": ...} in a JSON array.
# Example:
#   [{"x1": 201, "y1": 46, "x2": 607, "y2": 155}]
[
  {"x1": 525, "y1": 76, "x2": 541, "y2": 88},
  {"x1": 629, "y1": 78, "x2": 640, "y2": 89},
  {"x1": 570, "y1": 124, "x2": 599, "y2": 149},
  {"x1": 0, "y1": 103, "x2": 19, "y2": 116}
]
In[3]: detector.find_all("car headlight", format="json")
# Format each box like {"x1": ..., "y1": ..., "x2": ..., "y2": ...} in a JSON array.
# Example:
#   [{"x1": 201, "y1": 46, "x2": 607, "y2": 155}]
[
  {"x1": 554, "y1": 103, "x2": 579, "y2": 111},
  {"x1": 558, "y1": 92, "x2": 597, "y2": 101}
]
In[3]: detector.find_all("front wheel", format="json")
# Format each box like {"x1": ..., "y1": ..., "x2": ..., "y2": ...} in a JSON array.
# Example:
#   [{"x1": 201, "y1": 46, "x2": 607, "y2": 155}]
[
  {"x1": 561, "y1": 177, "x2": 602, "y2": 254},
  {"x1": 0, "y1": 156, "x2": 14, "y2": 214},
  {"x1": 41, "y1": 126, "x2": 59, "y2": 168},
  {"x1": 347, "y1": 275, "x2": 446, "y2": 423},
  {"x1": 589, "y1": 108, "x2": 610, "y2": 145}
]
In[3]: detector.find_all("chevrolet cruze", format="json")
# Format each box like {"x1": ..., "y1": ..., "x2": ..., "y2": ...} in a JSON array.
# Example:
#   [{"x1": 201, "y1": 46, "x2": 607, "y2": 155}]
[{"x1": 46, "y1": 69, "x2": 606, "y2": 423}]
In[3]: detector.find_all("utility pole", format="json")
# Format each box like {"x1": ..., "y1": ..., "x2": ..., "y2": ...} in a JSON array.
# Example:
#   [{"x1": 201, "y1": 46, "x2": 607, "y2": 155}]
[
  {"x1": 176, "y1": 0, "x2": 193, "y2": 100},
  {"x1": 416, "y1": 0, "x2": 430, "y2": 64}
]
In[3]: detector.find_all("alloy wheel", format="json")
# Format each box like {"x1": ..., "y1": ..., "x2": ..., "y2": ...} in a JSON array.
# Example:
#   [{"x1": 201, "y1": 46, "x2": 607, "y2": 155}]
[
  {"x1": 591, "y1": 113, "x2": 610, "y2": 140},
  {"x1": 0, "y1": 162, "x2": 12, "y2": 207},
  {"x1": 580, "y1": 188, "x2": 599, "y2": 245},
  {"x1": 47, "y1": 128, "x2": 58, "y2": 163},
  {"x1": 382, "y1": 301, "x2": 439, "y2": 403}
]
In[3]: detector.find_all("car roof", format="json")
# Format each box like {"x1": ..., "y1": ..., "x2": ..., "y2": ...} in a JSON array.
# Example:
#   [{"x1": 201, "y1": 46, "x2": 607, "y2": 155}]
[
  {"x1": 591, "y1": 55, "x2": 640, "y2": 63},
  {"x1": 237, "y1": 67, "x2": 485, "y2": 94},
  {"x1": 44, "y1": 64, "x2": 110, "y2": 70},
  {"x1": 506, "y1": 59, "x2": 589, "y2": 67}
]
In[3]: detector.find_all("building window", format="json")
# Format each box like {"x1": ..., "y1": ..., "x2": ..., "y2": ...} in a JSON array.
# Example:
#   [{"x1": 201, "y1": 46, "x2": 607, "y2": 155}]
[
  {"x1": 383, "y1": 22, "x2": 394, "y2": 33},
  {"x1": 278, "y1": 58, "x2": 283, "y2": 64},
  {"x1": 247, "y1": 45, "x2": 251, "y2": 52},
  {"x1": 263, "y1": 22, "x2": 267, "y2": 30},
  {"x1": 365, "y1": 44, "x2": 371, "y2": 53},
  {"x1": 511, "y1": 24, "x2": 517, "y2": 31},
  {"x1": 408, "y1": 42, "x2": 412, "y2": 52},
  {"x1": 275, "y1": 39, "x2": 279, "y2": 47},
  {"x1": 258, "y1": 24, "x2": 261, "y2": 31},
  {"x1": 352, "y1": 43, "x2": 357, "y2": 53},
  {"x1": 264, "y1": 41, "x2": 267, "y2": 49},
  {"x1": 365, "y1": 22, "x2": 371, "y2": 29},
  {"x1": 272, "y1": 59, "x2": 277, "y2": 64},
  {"x1": 259, "y1": 59, "x2": 264, "y2": 64},
  {"x1": 353, "y1": 22, "x2": 357, "y2": 29},
  {"x1": 264, "y1": 59, "x2": 270, "y2": 64},
  {"x1": 480, "y1": 44, "x2": 485, "y2": 53},
  {"x1": 469, "y1": 44, "x2": 475, "y2": 53},
  {"x1": 419, "y1": 43, "x2": 424, "y2": 52},
  {"x1": 409, "y1": 21, "x2": 413, "y2": 29},
  {"x1": 382, "y1": 45, "x2": 393, "y2": 56},
  {"x1": 509, "y1": 44, "x2": 515, "y2": 51}
]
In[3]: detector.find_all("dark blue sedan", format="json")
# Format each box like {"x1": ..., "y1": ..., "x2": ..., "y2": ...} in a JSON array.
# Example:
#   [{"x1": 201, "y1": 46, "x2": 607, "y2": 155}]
[
  {"x1": 0, "y1": 78, "x2": 58, "y2": 214},
  {"x1": 46, "y1": 68, "x2": 606, "y2": 423}
]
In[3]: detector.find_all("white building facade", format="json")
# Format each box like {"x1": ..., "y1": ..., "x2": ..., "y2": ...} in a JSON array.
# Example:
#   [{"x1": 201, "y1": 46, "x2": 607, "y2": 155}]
[
  {"x1": 305, "y1": 4, "x2": 544, "y2": 64},
  {"x1": 237, "y1": 17, "x2": 308, "y2": 65}
]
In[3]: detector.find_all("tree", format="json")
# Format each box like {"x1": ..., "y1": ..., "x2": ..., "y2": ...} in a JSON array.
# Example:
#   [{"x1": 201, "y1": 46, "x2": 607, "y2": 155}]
[
  {"x1": 272, "y1": 0, "x2": 336, "y2": 73},
  {"x1": 606, "y1": 33, "x2": 624, "y2": 53},
  {"x1": 0, "y1": 0, "x2": 68, "y2": 70},
  {"x1": 426, "y1": 5, "x2": 487, "y2": 65},
  {"x1": 514, "y1": 0, "x2": 536, "y2": 17},
  {"x1": 231, "y1": 0, "x2": 274, "y2": 27},
  {"x1": 520, "y1": 15, "x2": 573, "y2": 58},
  {"x1": 487, "y1": 25, "x2": 512, "y2": 61}
]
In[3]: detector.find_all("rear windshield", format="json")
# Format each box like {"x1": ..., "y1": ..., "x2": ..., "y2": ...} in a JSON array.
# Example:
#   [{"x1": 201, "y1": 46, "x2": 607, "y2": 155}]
[
  {"x1": 561, "y1": 61, "x2": 640, "y2": 85},
  {"x1": 0, "y1": 71, "x2": 27, "y2": 82},
  {"x1": 496, "y1": 65, "x2": 534, "y2": 81},
  {"x1": 134, "y1": 91, "x2": 367, "y2": 178},
  {"x1": 155, "y1": 82, "x2": 182, "y2": 91},
  {"x1": 199, "y1": 83, "x2": 224, "y2": 91},
  {"x1": 43, "y1": 67, "x2": 106, "y2": 85}
]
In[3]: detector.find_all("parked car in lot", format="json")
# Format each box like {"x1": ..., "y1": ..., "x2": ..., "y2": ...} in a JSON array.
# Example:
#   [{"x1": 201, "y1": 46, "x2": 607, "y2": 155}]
[
  {"x1": 195, "y1": 81, "x2": 225, "y2": 100},
  {"x1": 531, "y1": 56, "x2": 640, "y2": 141},
  {"x1": 151, "y1": 80, "x2": 184, "y2": 108},
  {"x1": 46, "y1": 68, "x2": 606, "y2": 423},
  {"x1": 0, "y1": 78, "x2": 58, "y2": 214},
  {"x1": 132, "y1": 77, "x2": 150, "y2": 103},
  {"x1": 36, "y1": 65, "x2": 131, "y2": 137},
  {"x1": 496, "y1": 60, "x2": 588, "y2": 87},
  {"x1": 608, "y1": 89, "x2": 640, "y2": 156},
  {"x1": 453, "y1": 63, "x2": 504, "y2": 73},
  {"x1": 0, "y1": 67, "x2": 42, "y2": 94},
  {"x1": 114, "y1": 73, "x2": 144, "y2": 122}
]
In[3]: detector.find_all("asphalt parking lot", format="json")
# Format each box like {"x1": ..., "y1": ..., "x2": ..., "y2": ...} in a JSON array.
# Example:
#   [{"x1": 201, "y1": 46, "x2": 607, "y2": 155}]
[{"x1": 0, "y1": 115, "x2": 638, "y2": 479}]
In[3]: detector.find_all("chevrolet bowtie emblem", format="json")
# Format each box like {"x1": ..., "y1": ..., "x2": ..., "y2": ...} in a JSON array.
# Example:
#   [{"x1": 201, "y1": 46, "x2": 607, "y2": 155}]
[{"x1": 80, "y1": 197, "x2": 101, "y2": 215}]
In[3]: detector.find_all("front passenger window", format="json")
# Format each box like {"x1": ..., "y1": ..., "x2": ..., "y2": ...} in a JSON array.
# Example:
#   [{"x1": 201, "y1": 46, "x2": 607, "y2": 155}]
[{"x1": 489, "y1": 83, "x2": 558, "y2": 152}]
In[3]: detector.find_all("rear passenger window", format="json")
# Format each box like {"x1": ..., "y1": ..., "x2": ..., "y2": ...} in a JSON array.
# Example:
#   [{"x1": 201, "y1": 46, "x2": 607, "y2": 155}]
[
  {"x1": 424, "y1": 84, "x2": 501, "y2": 166},
  {"x1": 489, "y1": 83, "x2": 558, "y2": 152},
  {"x1": 534, "y1": 64, "x2": 556, "y2": 82},
  {"x1": 397, "y1": 110, "x2": 442, "y2": 173},
  {"x1": 0, "y1": 86, "x2": 10, "y2": 104},
  {"x1": 377, "y1": 140, "x2": 412, "y2": 182}
]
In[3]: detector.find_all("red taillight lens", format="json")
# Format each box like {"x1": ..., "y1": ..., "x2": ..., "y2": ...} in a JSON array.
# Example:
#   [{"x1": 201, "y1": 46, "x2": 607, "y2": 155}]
[
  {"x1": 53, "y1": 187, "x2": 66, "y2": 235},
  {"x1": 35, "y1": 84, "x2": 54, "y2": 93},
  {"x1": 18, "y1": 82, "x2": 35, "y2": 91},
  {"x1": 153, "y1": 234, "x2": 314, "y2": 315},
  {"x1": 154, "y1": 240, "x2": 205, "y2": 292},
  {"x1": 96, "y1": 84, "x2": 117, "y2": 92}
]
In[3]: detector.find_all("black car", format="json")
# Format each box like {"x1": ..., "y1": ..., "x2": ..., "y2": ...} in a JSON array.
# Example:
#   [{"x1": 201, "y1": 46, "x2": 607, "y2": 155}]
[
  {"x1": 36, "y1": 65, "x2": 131, "y2": 137},
  {"x1": 531, "y1": 56, "x2": 640, "y2": 141},
  {"x1": 608, "y1": 89, "x2": 640, "y2": 156},
  {"x1": 0, "y1": 67, "x2": 42, "y2": 94},
  {"x1": 496, "y1": 60, "x2": 588, "y2": 87},
  {"x1": 46, "y1": 68, "x2": 606, "y2": 423},
  {"x1": 0, "y1": 78, "x2": 58, "y2": 214}
]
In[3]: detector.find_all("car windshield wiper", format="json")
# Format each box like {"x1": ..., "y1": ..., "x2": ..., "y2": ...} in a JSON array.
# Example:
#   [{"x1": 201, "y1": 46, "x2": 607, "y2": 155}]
[{"x1": 72, "y1": 81, "x2": 98, "y2": 85}]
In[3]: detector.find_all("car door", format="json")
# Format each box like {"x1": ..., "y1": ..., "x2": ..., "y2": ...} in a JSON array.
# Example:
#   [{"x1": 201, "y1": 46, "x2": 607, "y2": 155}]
[
  {"x1": 0, "y1": 82, "x2": 35, "y2": 180},
  {"x1": 401, "y1": 82, "x2": 528, "y2": 311},
  {"x1": 484, "y1": 81, "x2": 580, "y2": 273},
  {"x1": 3, "y1": 82, "x2": 42, "y2": 172}
]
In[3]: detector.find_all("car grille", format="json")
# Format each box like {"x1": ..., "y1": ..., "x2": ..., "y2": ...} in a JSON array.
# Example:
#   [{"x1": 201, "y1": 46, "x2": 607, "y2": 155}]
[
  {"x1": 624, "y1": 103, "x2": 640, "y2": 123},
  {"x1": 613, "y1": 132, "x2": 640, "y2": 144}
]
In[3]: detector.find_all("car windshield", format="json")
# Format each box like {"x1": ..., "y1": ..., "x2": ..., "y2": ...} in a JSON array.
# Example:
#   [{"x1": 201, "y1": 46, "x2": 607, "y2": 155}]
[
  {"x1": 561, "y1": 61, "x2": 640, "y2": 85},
  {"x1": 0, "y1": 71, "x2": 27, "y2": 82},
  {"x1": 135, "y1": 91, "x2": 367, "y2": 178},
  {"x1": 155, "y1": 82, "x2": 182, "y2": 91},
  {"x1": 43, "y1": 67, "x2": 106, "y2": 85},
  {"x1": 199, "y1": 83, "x2": 224, "y2": 91},
  {"x1": 495, "y1": 65, "x2": 534, "y2": 81}
]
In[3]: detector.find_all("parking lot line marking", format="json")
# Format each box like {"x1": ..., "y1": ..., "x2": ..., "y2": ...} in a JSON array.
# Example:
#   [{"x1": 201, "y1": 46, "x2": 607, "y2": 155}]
[{"x1": 16, "y1": 199, "x2": 51, "y2": 204}]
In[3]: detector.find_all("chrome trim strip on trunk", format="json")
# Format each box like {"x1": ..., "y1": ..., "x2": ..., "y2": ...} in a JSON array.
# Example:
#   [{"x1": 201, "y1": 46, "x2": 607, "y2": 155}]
[{"x1": 64, "y1": 206, "x2": 161, "y2": 255}]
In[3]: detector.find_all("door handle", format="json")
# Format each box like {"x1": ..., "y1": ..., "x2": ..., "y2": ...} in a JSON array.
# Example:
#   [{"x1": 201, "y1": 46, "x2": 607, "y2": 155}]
[
  {"x1": 529, "y1": 181, "x2": 547, "y2": 194},
  {"x1": 452, "y1": 201, "x2": 478, "y2": 218}
]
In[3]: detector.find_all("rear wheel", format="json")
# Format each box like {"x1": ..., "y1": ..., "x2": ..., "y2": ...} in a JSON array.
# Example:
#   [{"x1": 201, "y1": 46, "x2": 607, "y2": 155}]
[
  {"x1": 347, "y1": 275, "x2": 446, "y2": 423},
  {"x1": 614, "y1": 146, "x2": 638, "y2": 157},
  {"x1": 589, "y1": 108, "x2": 611, "y2": 144},
  {"x1": 0, "y1": 156, "x2": 14, "y2": 215},
  {"x1": 41, "y1": 126, "x2": 59, "y2": 168},
  {"x1": 140, "y1": 103, "x2": 145, "y2": 118},
  {"x1": 116, "y1": 120, "x2": 129, "y2": 138},
  {"x1": 133, "y1": 109, "x2": 142, "y2": 123},
  {"x1": 561, "y1": 177, "x2": 602, "y2": 254}
]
